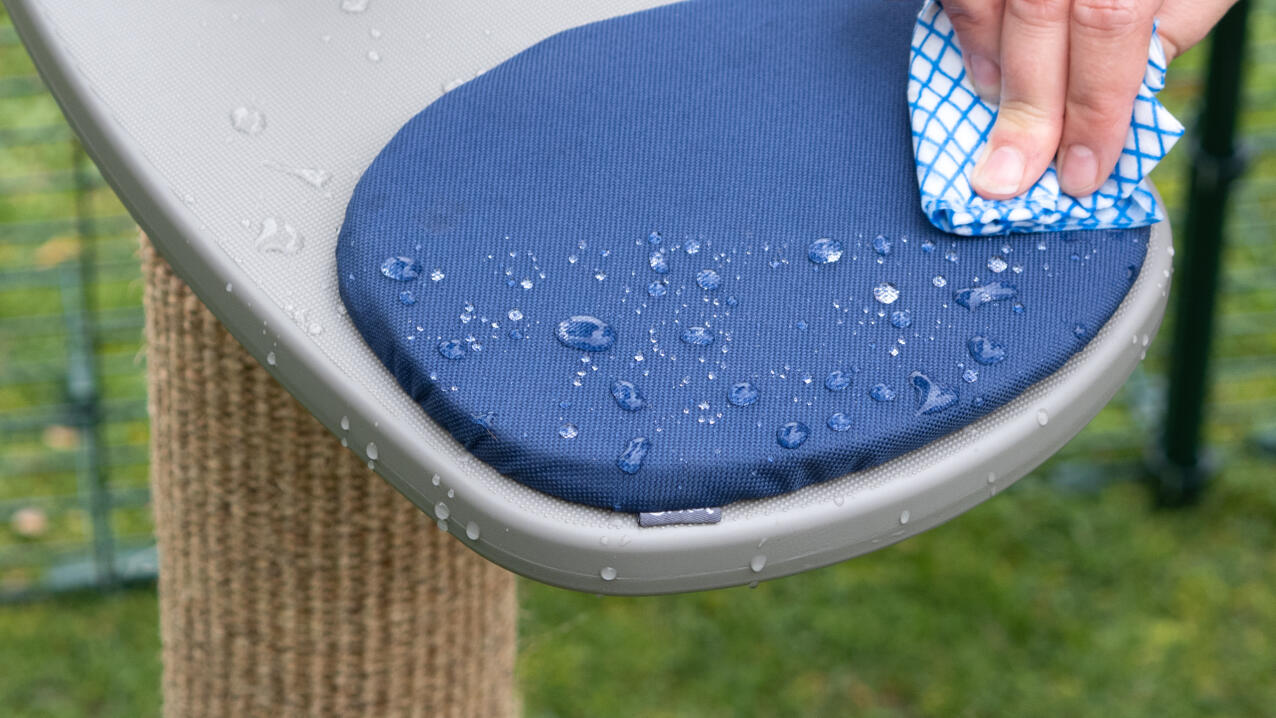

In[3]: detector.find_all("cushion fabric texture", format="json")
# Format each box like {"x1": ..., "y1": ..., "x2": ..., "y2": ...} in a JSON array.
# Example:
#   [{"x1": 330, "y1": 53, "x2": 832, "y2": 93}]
[{"x1": 337, "y1": 0, "x2": 1149, "y2": 512}]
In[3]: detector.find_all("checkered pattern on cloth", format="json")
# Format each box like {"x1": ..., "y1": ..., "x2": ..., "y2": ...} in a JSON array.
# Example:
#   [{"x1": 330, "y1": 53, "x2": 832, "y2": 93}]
[{"x1": 908, "y1": 0, "x2": 1184, "y2": 236}]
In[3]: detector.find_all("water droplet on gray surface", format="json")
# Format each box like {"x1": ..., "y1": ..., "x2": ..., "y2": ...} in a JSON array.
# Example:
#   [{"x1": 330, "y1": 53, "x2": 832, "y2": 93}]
[
  {"x1": 365, "y1": 442, "x2": 378, "y2": 460},
  {"x1": 890, "y1": 310, "x2": 912, "y2": 329},
  {"x1": 647, "y1": 281, "x2": 667, "y2": 298},
  {"x1": 381, "y1": 256, "x2": 422, "y2": 281},
  {"x1": 873, "y1": 235, "x2": 893, "y2": 256},
  {"x1": 437, "y1": 339, "x2": 466, "y2": 360},
  {"x1": 953, "y1": 281, "x2": 1017, "y2": 310},
  {"x1": 366, "y1": 49, "x2": 381, "y2": 62},
  {"x1": 434, "y1": 501, "x2": 450, "y2": 520},
  {"x1": 610, "y1": 380, "x2": 647, "y2": 411},
  {"x1": 680, "y1": 326, "x2": 714, "y2": 347},
  {"x1": 824, "y1": 370, "x2": 852, "y2": 392},
  {"x1": 987, "y1": 255, "x2": 1008, "y2": 273},
  {"x1": 617, "y1": 437, "x2": 651, "y2": 474},
  {"x1": 696, "y1": 269, "x2": 722, "y2": 290},
  {"x1": 776, "y1": 421, "x2": 810, "y2": 449},
  {"x1": 870, "y1": 383, "x2": 895, "y2": 402},
  {"x1": 555, "y1": 316, "x2": 616, "y2": 352},
  {"x1": 1036, "y1": 409, "x2": 1050, "y2": 426},
  {"x1": 728, "y1": 381, "x2": 759, "y2": 407},
  {"x1": 873, "y1": 282, "x2": 900, "y2": 305},
  {"x1": 230, "y1": 106, "x2": 266, "y2": 135},
  {"x1": 558, "y1": 423, "x2": 579, "y2": 439},
  {"x1": 807, "y1": 237, "x2": 843, "y2": 265},
  {"x1": 263, "y1": 161, "x2": 332, "y2": 188},
  {"x1": 266, "y1": 351, "x2": 277, "y2": 366},
  {"x1": 340, "y1": 0, "x2": 370, "y2": 12},
  {"x1": 442, "y1": 77, "x2": 467, "y2": 93},
  {"x1": 827, "y1": 412, "x2": 852, "y2": 432},
  {"x1": 600, "y1": 566, "x2": 618, "y2": 581},
  {"x1": 899, "y1": 510, "x2": 911, "y2": 525},
  {"x1": 256, "y1": 217, "x2": 304, "y2": 254},
  {"x1": 466, "y1": 521, "x2": 481, "y2": 540},
  {"x1": 967, "y1": 336, "x2": 1007, "y2": 365},
  {"x1": 749, "y1": 554, "x2": 768, "y2": 573},
  {"x1": 909, "y1": 371, "x2": 958, "y2": 415},
  {"x1": 399, "y1": 290, "x2": 415, "y2": 305},
  {"x1": 340, "y1": 415, "x2": 350, "y2": 431}
]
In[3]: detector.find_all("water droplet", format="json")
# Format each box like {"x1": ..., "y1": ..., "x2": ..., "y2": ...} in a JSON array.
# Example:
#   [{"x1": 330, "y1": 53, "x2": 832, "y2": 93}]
[
  {"x1": 909, "y1": 371, "x2": 959, "y2": 415},
  {"x1": 870, "y1": 383, "x2": 896, "y2": 402},
  {"x1": 962, "y1": 368, "x2": 978, "y2": 383},
  {"x1": 430, "y1": 268, "x2": 445, "y2": 282},
  {"x1": 365, "y1": 442, "x2": 378, "y2": 460},
  {"x1": 263, "y1": 160, "x2": 333, "y2": 188},
  {"x1": 616, "y1": 437, "x2": 651, "y2": 474},
  {"x1": 366, "y1": 49, "x2": 381, "y2": 62},
  {"x1": 807, "y1": 237, "x2": 844, "y2": 265},
  {"x1": 890, "y1": 310, "x2": 912, "y2": 329},
  {"x1": 555, "y1": 316, "x2": 616, "y2": 352},
  {"x1": 340, "y1": 415, "x2": 350, "y2": 431},
  {"x1": 399, "y1": 290, "x2": 415, "y2": 305},
  {"x1": 899, "y1": 510, "x2": 910, "y2": 525},
  {"x1": 824, "y1": 370, "x2": 852, "y2": 392},
  {"x1": 434, "y1": 501, "x2": 450, "y2": 520},
  {"x1": 1072, "y1": 323, "x2": 1091, "y2": 339},
  {"x1": 610, "y1": 380, "x2": 647, "y2": 411},
  {"x1": 647, "y1": 281, "x2": 667, "y2": 298},
  {"x1": 508, "y1": 329, "x2": 524, "y2": 340},
  {"x1": 256, "y1": 217, "x2": 304, "y2": 254},
  {"x1": 466, "y1": 521, "x2": 481, "y2": 540},
  {"x1": 696, "y1": 269, "x2": 722, "y2": 290},
  {"x1": 230, "y1": 106, "x2": 266, "y2": 135},
  {"x1": 442, "y1": 78, "x2": 467, "y2": 93},
  {"x1": 872, "y1": 282, "x2": 900, "y2": 305},
  {"x1": 872, "y1": 234, "x2": 893, "y2": 256},
  {"x1": 987, "y1": 255, "x2": 1008, "y2": 273},
  {"x1": 684, "y1": 238, "x2": 702, "y2": 254},
  {"x1": 558, "y1": 423, "x2": 579, "y2": 439},
  {"x1": 340, "y1": 0, "x2": 370, "y2": 12},
  {"x1": 437, "y1": 339, "x2": 466, "y2": 360},
  {"x1": 1036, "y1": 409, "x2": 1049, "y2": 426},
  {"x1": 266, "y1": 351, "x2": 277, "y2": 366},
  {"x1": 680, "y1": 326, "x2": 714, "y2": 347},
  {"x1": 381, "y1": 256, "x2": 422, "y2": 281},
  {"x1": 507, "y1": 308, "x2": 523, "y2": 321},
  {"x1": 953, "y1": 281, "x2": 1017, "y2": 310},
  {"x1": 932, "y1": 275, "x2": 948, "y2": 288},
  {"x1": 1012, "y1": 303, "x2": 1025, "y2": 314},
  {"x1": 750, "y1": 554, "x2": 767, "y2": 573},
  {"x1": 649, "y1": 250, "x2": 669, "y2": 274},
  {"x1": 827, "y1": 412, "x2": 852, "y2": 432},
  {"x1": 728, "y1": 381, "x2": 759, "y2": 407},
  {"x1": 945, "y1": 249, "x2": 959, "y2": 263},
  {"x1": 776, "y1": 421, "x2": 810, "y2": 449},
  {"x1": 967, "y1": 336, "x2": 1007, "y2": 365},
  {"x1": 921, "y1": 239, "x2": 936, "y2": 253},
  {"x1": 600, "y1": 566, "x2": 618, "y2": 581},
  {"x1": 647, "y1": 231, "x2": 663, "y2": 245}
]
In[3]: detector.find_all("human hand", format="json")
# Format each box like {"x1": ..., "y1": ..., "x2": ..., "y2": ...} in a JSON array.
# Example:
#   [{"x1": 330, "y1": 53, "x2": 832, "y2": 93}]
[{"x1": 944, "y1": 0, "x2": 1239, "y2": 199}]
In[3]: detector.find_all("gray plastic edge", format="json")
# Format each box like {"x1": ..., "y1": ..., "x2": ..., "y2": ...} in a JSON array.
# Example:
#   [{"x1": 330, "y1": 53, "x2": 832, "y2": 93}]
[{"x1": 7, "y1": 0, "x2": 1172, "y2": 595}]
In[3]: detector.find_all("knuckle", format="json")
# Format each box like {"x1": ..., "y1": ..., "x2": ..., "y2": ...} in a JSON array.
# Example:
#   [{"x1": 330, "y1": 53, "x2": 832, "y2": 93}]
[
  {"x1": 1067, "y1": 90, "x2": 1136, "y2": 130},
  {"x1": 1005, "y1": 0, "x2": 1070, "y2": 28},
  {"x1": 1071, "y1": 0, "x2": 1142, "y2": 35}
]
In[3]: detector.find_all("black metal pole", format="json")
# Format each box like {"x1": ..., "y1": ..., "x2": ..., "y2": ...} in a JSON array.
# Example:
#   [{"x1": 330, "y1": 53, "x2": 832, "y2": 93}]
[{"x1": 1150, "y1": 0, "x2": 1252, "y2": 505}]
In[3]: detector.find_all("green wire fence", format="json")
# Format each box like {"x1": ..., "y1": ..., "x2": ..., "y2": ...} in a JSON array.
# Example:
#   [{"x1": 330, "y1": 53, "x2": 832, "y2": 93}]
[{"x1": 0, "y1": 6, "x2": 1273, "y2": 601}]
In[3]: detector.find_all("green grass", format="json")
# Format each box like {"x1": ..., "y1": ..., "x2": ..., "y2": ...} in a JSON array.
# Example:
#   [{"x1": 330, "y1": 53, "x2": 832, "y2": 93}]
[
  {"x1": 2, "y1": 2, "x2": 1276, "y2": 717},
  {"x1": 2, "y1": 453, "x2": 1274, "y2": 717}
]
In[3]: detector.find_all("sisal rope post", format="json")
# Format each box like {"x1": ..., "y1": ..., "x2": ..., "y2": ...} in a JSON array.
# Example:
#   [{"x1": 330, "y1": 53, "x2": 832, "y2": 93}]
[{"x1": 142, "y1": 236, "x2": 518, "y2": 717}]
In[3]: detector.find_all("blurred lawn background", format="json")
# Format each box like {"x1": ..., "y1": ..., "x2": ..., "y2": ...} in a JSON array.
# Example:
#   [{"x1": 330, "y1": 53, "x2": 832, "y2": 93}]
[{"x1": 2, "y1": 4, "x2": 1275, "y2": 717}]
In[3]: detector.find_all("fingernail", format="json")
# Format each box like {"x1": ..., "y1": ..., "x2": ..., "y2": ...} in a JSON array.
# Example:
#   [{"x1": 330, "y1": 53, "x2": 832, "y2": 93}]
[
  {"x1": 972, "y1": 145, "x2": 1025, "y2": 197},
  {"x1": 1059, "y1": 144, "x2": 1099, "y2": 197},
  {"x1": 967, "y1": 53, "x2": 1001, "y2": 104}
]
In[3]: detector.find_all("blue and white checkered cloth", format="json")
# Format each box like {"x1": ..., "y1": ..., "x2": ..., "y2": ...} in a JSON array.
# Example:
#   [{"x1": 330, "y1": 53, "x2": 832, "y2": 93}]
[{"x1": 908, "y1": 0, "x2": 1184, "y2": 236}]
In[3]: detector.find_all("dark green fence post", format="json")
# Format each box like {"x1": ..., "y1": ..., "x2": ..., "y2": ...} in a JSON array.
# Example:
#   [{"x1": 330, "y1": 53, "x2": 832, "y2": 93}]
[{"x1": 1149, "y1": 0, "x2": 1252, "y2": 505}]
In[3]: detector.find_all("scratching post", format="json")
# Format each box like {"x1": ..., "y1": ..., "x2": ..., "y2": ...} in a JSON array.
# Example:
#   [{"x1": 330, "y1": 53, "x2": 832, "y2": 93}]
[{"x1": 142, "y1": 236, "x2": 518, "y2": 717}]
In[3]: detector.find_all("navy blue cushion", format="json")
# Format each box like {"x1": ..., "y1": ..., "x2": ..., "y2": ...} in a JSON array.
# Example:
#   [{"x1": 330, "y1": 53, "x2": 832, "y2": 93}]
[{"x1": 337, "y1": 0, "x2": 1148, "y2": 512}]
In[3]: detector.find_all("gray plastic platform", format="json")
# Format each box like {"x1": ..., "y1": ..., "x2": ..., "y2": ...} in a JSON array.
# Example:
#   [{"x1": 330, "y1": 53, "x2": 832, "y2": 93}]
[{"x1": 6, "y1": 0, "x2": 1173, "y2": 594}]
